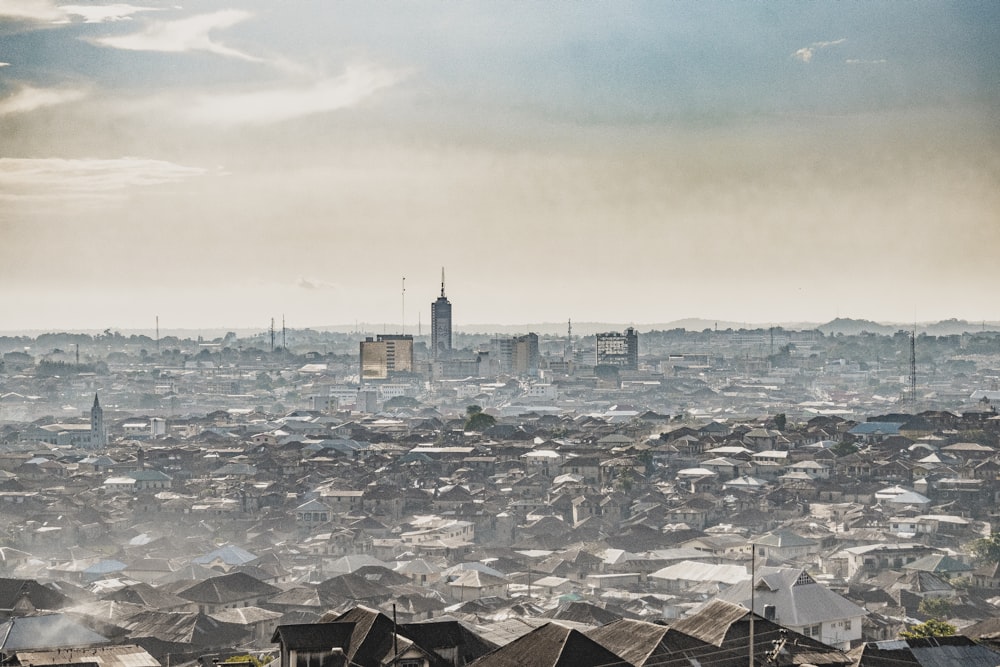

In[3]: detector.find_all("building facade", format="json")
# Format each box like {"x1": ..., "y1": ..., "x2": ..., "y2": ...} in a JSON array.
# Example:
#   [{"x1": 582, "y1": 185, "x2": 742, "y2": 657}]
[
  {"x1": 596, "y1": 327, "x2": 639, "y2": 370},
  {"x1": 492, "y1": 333, "x2": 539, "y2": 376},
  {"x1": 430, "y1": 268, "x2": 452, "y2": 359},
  {"x1": 360, "y1": 335, "x2": 414, "y2": 381}
]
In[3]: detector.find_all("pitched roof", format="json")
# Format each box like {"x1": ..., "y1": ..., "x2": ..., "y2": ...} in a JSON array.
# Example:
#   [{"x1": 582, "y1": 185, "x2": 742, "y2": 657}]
[
  {"x1": 177, "y1": 572, "x2": 280, "y2": 604},
  {"x1": 715, "y1": 567, "x2": 867, "y2": 628},
  {"x1": 469, "y1": 622, "x2": 628, "y2": 667},
  {"x1": 0, "y1": 613, "x2": 109, "y2": 650}
]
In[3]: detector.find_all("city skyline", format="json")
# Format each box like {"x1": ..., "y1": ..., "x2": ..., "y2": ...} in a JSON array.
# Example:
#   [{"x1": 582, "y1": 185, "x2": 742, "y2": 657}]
[{"x1": 2, "y1": 2, "x2": 998, "y2": 331}]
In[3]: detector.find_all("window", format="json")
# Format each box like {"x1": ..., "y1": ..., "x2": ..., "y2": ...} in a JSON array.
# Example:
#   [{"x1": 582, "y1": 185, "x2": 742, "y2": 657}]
[{"x1": 803, "y1": 624, "x2": 821, "y2": 638}]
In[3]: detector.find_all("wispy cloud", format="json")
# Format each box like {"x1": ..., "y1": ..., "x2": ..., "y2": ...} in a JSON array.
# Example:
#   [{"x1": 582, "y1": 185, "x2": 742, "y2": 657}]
[
  {"x1": 297, "y1": 277, "x2": 341, "y2": 291},
  {"x1": 59, "y1": 4, "x2": 161, "y2": 23},
  {"x1": 0, "y1": 0, "x2": 65, "y2": 22},
  {"x1": 792, "y1": 38, "x2": 847, "y2": 64},
  {"x1": 179, "y1": 63, "x2": 405, "y2": 126},
  {"x1": 93, "y1": 10, "x2": 261, "y2": 61},
  {"x1": 846, "y1": 58, "x2": 887, "y2": 65},
  {"x1": 0, "y1": 157, "x2": 208, "y2": 202},
  {"x1": 0, "y1": 63, "x2": 9, "y2": 68},
  {"x1": 0, "y1": 85, "x2": 87, "y2": 115}
]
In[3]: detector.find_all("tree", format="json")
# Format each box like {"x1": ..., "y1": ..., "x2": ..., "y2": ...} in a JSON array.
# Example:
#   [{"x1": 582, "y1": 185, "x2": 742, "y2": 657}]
[
  {"x1": 917, "y1": 596, "x2": 952, "y2": 619},
  {"x1": 970, "y1": 532, "x2": 1000, "y2": 564},
  {"x1": 900, "y1": 618, "x2": 956, "y2": 639},
  {"x1": 772, "y1": 413, "x2": 787, "y2": 430},
  {"x1": 464, "y1": 405, "x2": 495, "y2": 432},
  {"x1": 832, "y1": 441, "x2": 859, "y2": 457}
]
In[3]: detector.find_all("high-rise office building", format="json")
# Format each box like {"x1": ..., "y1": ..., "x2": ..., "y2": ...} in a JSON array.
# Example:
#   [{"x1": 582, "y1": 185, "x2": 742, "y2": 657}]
[
  {"x1": 512, "y1": 333, "x2": 540, "y2": 376},
  {"x1": 596, "y1": 327, "x2": 639, "y2": 370},
  {"x1": 492, "y1": 333, "x2": 539, "y2": 376},
  {"x1": 90, "y1": 393, "x2": 107, "y2": 448},
  {"x1": 431, "y1": 268, "x2": 452, "y2": 359},
  {"x1": 360, "y1": 335, "x2": 414, "y2": 381}
]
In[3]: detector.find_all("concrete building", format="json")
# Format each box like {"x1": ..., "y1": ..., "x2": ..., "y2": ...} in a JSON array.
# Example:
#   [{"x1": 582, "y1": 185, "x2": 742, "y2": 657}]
[
  {"x1": 431, "y1": 268, "x2": 452, "y2": 359},
  {"x1": 595, "y1": 328, "x2": 638, "y2": 370},
  {"x1": 360, "y1": 335, "x2": 414, "y2": 381},
  {"x1": 492, "y1": 333, "x2": 539, "y2": 376}
]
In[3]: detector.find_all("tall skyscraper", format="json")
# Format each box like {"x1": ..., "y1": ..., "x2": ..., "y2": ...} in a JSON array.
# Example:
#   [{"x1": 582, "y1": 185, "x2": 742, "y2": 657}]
[
  {"x1": 431, "y1": 268, "x2": 452, "y2": 359},
  {"x1": 596, "y1": 327, "x2": 639, "y2": 370},
  {"x1": 90, "y1": 393, "x2": 107, "y2": 448}
]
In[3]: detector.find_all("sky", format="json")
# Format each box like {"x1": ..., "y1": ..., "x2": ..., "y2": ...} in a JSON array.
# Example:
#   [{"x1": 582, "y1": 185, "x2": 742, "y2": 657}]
[{"x1": 1, "y1": 1, "x2": 998, "y2": 333}]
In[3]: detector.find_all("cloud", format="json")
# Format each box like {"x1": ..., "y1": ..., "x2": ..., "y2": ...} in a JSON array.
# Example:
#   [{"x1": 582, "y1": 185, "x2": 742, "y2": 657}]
[
  {"x1": 93, "y1": 10, "x2": 261, "y2": 61},
  {"x1": 179, "y1": 63, "x2": 405, "y2": 126},
  {"x1": 297, "y1": 277, "x2": 340, "y2": 291},
  {"x1": 792, "y1": 38, "x2": 847, "y2": 63},
  {"x1": 0, "y1": 0, "x2": 65, "y2": 22},
  {"x1": 846, "y1": 59, "x2": 887, "y2": 65},
  {"x1": 0, "y1": 85, "x2": 87, "y2": 115},
  {"x1": 0, "y1": 157, "x2": 208, "y2": 202},
  {"x1": 59, "y1": 4, "x2": 162, "y2": 23},
  {"x1": 0, "y1": 63, "x2": 9, "y2": 68}
]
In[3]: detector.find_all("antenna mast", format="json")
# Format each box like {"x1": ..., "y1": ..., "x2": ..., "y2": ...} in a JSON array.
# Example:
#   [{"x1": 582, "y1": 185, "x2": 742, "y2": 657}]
[
  {"x1": 909, "y1": 328, "x2": 917, "y2": 406},
  {"x1": 155, "y1": 315, "x2": 160, "y2": 356},
  {"x1": 282, "y1": 315, "x2": 286, "y2": 351},
  {"x1": 270, "y1": 318, "x2": 275, "y2": 353},
  {"x1": 401, "y1": 276, "x2": 406, "y2": 335},
  {"x1": 566, "y1": 318, "x2": 573, "y2": 361}
]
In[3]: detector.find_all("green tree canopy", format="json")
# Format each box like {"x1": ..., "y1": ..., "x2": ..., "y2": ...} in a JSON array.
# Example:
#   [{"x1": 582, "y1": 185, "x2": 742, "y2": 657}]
[
  {"x1": 970, "y1": 532, "x2": 1000, "y2": 564},
  {"x1": 917, "y1": 597, "x2": 952, "y2": 619},
  {"x1": 465, "y1": 410, "x2": 496, "y2": 432},
  {"x1": 900, "y1": 618, "x2": 956, "y2": 639}
]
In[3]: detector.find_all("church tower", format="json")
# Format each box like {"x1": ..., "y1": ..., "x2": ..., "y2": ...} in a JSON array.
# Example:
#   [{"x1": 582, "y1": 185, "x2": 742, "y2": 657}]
[
  {"x1": 431, "y1": 267, "x2": 452, "y2": 359},
  {"x1": 90, "y1": 393, "x2": 107, "y2": 448}
]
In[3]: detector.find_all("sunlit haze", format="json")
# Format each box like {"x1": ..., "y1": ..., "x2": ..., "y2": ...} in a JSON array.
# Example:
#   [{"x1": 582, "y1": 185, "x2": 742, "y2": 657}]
[{"x1": 2, "y1": 2, "x2": 999, "y2": 332}]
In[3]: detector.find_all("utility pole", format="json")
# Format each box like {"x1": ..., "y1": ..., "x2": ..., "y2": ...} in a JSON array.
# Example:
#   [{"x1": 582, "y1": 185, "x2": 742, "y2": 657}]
[{"x1": 749, "y1": 542, "x2": 756, "y2": 667}]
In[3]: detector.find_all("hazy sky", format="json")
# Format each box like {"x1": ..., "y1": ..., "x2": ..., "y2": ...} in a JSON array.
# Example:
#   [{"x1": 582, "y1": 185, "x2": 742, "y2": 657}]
[{"x1": 1, "y1": 1, "x2": 998, "y2": 332}]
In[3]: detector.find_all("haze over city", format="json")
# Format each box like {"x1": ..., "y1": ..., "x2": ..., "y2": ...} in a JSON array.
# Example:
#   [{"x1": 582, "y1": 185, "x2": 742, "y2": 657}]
[{"x1": 1, "y1": 2, "x2": 999, "y2": 331}]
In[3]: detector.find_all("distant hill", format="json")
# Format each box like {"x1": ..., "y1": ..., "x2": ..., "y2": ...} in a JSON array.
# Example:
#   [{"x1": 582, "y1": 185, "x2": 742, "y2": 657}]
[
  {"x1": 816, "y1": 318, "x2": 896, "y2": 336},
  {"x1": 4, "y1": 318, "x2": 999, "y2": 339}
]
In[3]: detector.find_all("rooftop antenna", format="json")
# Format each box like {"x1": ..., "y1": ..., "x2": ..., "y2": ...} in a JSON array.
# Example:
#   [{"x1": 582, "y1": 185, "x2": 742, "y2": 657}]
[
  {"x1": 441, "y1": 266, "x2": 446, "y2": 298},
  {"x1": 282, "y1": 315, "x2": 286, "y2": 351},
  {"x1": 418, "y1": 312, "x2": 422, "y2": 338},
  {"x1": 75, "y1": 343, "x2": 79, "y2": 366},
  {"x1": 401, "y1": 276, "x2": 406, "y2": 335},
  {"x1": 909, "y1": 326, "x2": 917, "y2": 407},
  {"x1": 270, "y1": 318, "x2": 275, "y2": 353},
  {"x1": 155, "y1": 315, "x2": 160, "y2": 356}
]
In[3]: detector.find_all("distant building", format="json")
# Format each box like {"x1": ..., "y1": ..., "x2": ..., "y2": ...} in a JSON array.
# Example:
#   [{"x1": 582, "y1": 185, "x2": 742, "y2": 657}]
[
  {"x1": 89, "y1": 393, "x2": 107, "y2": 448},
  {"x1": 431, "y1": 267, "x2": 452, "y2": 359},
  {"x1": 512, "y1": 333, "x2": 539, "y2": 376},
  {"x1": 596, "y1": 328, "x2": 638, "y2": 370},
  {"x1": 360, "y1": 335, "x2": 414, "y2": 381},
  {"x1": 492, "y1": 333, "x2": 539, "y2": 376}
]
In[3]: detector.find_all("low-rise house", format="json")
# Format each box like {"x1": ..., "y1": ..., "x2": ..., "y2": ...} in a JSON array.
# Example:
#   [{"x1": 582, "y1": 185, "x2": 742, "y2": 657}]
[
  {"x1": 716, "y1": 567, "x2": 867, "y2": 650},
  {"x1": 176, "y1": 572, "x2": 280, "y2": 614}
]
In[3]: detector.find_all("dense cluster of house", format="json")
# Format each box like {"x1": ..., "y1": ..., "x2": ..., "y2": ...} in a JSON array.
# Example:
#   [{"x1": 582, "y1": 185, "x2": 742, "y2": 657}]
[
  {"x1": 1, "y1": 399, "x2": 1000, "y2": 665},
  {"x1": 3, "y1": 323, "x2": 1000, "y2": 664}
]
